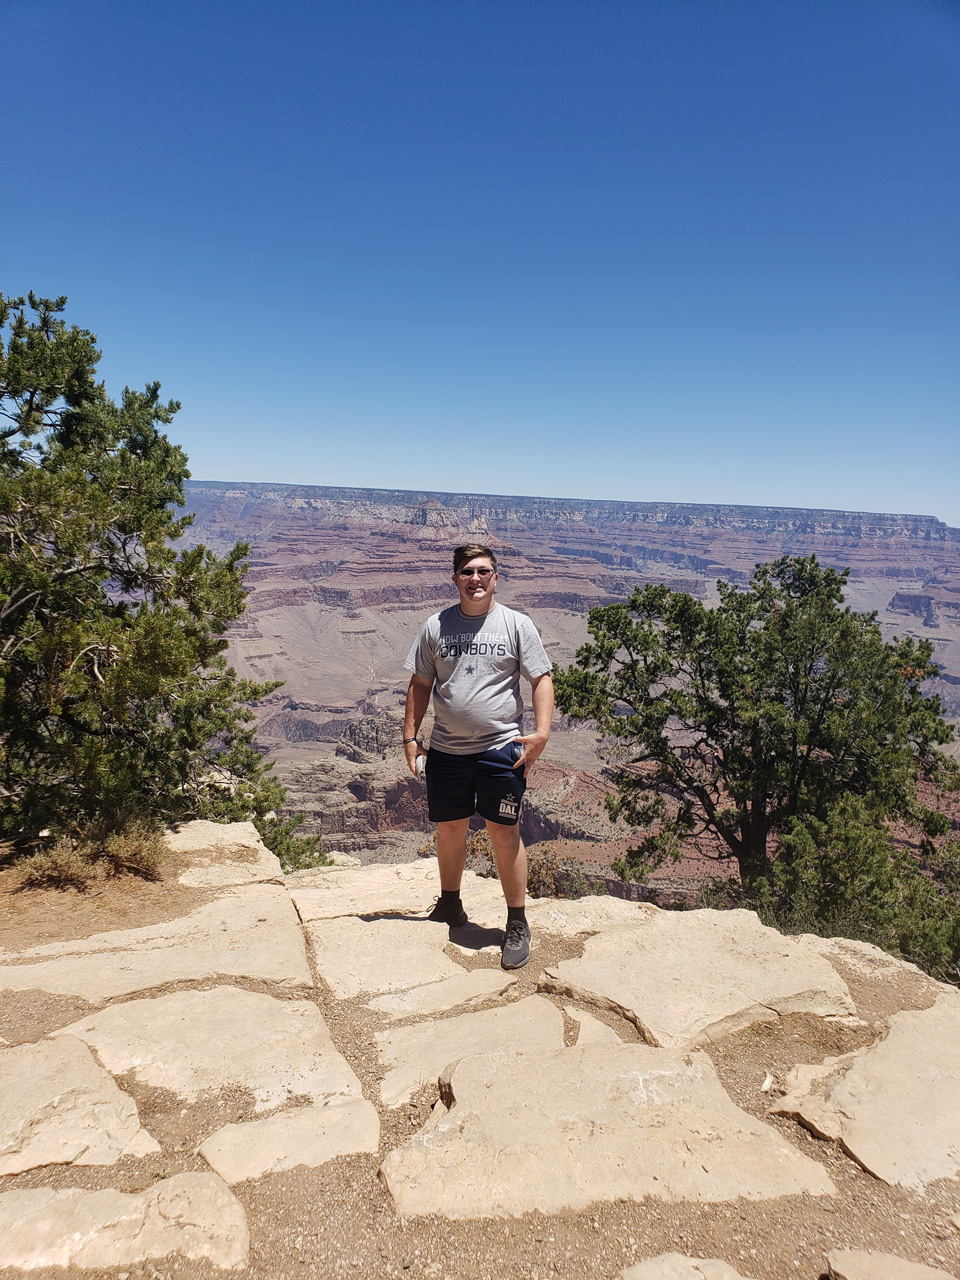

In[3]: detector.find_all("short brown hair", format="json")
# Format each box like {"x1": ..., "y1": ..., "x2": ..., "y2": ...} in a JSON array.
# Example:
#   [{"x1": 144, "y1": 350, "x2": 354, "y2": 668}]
[{"x1": 453, "y1": 544, "x2": 498, "y2": 575}]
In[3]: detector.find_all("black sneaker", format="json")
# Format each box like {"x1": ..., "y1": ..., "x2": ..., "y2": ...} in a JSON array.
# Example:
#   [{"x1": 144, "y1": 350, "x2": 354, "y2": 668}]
[
  {"x1": 426, "y1": 896, "x2": 468, "y2": 928},
  {"x1": 501, "y1": 918, "x2": 531, "y2": 970}
]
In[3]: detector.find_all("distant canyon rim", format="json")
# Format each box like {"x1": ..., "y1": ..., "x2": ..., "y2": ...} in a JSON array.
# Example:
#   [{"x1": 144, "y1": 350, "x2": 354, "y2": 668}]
[{"x1": 183, "y1": 481, "x2": 960, "y2": 886}]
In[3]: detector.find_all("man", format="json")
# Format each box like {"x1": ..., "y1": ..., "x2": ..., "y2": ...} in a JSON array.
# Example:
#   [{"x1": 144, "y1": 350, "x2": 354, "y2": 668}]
[{"x1": 402, "y1": 544, "x2": 554, "y2": 970}]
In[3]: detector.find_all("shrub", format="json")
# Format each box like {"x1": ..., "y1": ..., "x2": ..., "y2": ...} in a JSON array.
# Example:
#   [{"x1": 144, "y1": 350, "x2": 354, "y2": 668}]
[
  {"x1": 465, "y1": 829, "x2": 497, "y2": 876},
  {"x1": 16, "y1": 818, "x2": 165, "y2": 890},
  {"x1": 463, "y1": 829, "x2": 593, "y2": 898},
  {"x1": 694, "y1": 797, "x2": 960, "y2": 985},
  {"x1": 16, "y1": 838, "x2": 97, "y2": 891},
  {"x1": 92, "y1": 820, "x2": 165, "y2": 879},
  {"x1": 554, "y1": 555, "x2": 956, "y2": 891},
  {"x1": 0, "y1": 293, "x2": 294, "y2": 843},
  {"x1": 260, "y1": 814, "x2": 330, "y2": 873}
]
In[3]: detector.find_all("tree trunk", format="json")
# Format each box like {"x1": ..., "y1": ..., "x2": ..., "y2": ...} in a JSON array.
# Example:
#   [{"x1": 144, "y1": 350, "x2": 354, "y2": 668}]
[{"x1": 736, "y1": 815, "x2": 770, "y2": 893}]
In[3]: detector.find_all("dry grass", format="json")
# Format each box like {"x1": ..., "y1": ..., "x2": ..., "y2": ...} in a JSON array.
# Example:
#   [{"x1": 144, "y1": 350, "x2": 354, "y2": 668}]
[
  {"x1": 15, "y1": 838, "x2": 96, "y2": 891},
  {"x1": 95, "y1": 820, "x2": 166, "y2": 878},
  {"x1": 16, "y1": 820, "x2": 165, "y2": 892}
]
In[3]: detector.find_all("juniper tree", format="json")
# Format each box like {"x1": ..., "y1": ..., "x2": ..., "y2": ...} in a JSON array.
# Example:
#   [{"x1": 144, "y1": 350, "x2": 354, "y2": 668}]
[
  {"x1": 554, "y1": 556, "x2": 960, "y2": 977},
  {"x1": 0, "y1": 292, "x2": 318, "y2": 863}
]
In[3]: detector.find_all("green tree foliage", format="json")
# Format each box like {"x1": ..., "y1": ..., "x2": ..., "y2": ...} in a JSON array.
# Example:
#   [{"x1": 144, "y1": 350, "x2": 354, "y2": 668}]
[
  {"x1": 0, "y1": 292, "x2": 322, "y2": 866},
  {"x1": 759, "y1": 795, "x2": 960, "y2": 980},
  {"x1": 554, "y1": 556, "x2": 960, "y2": 978}
]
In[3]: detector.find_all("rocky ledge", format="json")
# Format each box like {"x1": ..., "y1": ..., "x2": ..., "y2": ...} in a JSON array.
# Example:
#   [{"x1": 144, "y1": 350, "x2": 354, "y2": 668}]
[{"x1": 0, "y1": 825, "x2": 958, "y2": 1279}]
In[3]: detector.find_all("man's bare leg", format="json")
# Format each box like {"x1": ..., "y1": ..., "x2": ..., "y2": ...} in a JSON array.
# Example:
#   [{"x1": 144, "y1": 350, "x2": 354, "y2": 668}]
[
  {"x1": 484, "y1": 819, "x2": 527, "y2": 908},
  {"x1": 435, "y1": 818, "x2": 470, "y2": 891}
]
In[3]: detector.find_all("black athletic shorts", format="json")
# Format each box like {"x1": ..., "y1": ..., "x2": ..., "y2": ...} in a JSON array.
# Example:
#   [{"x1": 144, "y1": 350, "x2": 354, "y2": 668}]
[{"x1": 425, "y1": 742, "x2": 527, "y2": 826}]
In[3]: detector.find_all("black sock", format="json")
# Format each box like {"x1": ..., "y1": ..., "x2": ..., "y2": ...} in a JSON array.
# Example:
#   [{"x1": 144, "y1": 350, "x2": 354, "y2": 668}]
[
  {"x1": 440, "y1": 888, "x2": 462, "y2": 906},
  {"x1": 507, "y1": 905, "x2": 527, "y2": 924}
]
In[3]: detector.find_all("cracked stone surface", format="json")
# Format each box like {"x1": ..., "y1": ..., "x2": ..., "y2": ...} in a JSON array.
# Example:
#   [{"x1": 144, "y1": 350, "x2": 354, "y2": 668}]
[
  {"x1": 368, "y1": 968, "x2": 519, "y2": 1019},
  {"x1": 0, "y1": 1172, "x2": 249, "y2": 1270},
  {"x1": 199, "y1": 1096, "x2": 380, "y2": 1183},
  {"x1": 827, "y1": 1250, "x2": 959, "y2": 1279},
  {"x1": 797, "y1": 935, "x2": 930, "y2": 982},
  {"x1": 566, "y1": 1006, "x2": 625, "y2": 1047},
  {"x1": 168, "y1": 820, "x2": 284, "y2": 887},
  {"x1": 772, "y1": 990, "x2": 960, "y2": 1191},
  {"x1": 0, "y1": 883, "x2": 312, "y2": 1003},
  {"x1": 0, "y1": 1035, "x2": 159, "y2": 1174},
  {"x1": 4, "y1": 845, "x2": 959, "y2": 1271},
  {"x1": 621, "y1": 1255, "x2": 757, "y2": 1279},
  {"x1": 376, "y1": 994, "x2": 566, "y2": 1107},
  {"x1": 290, "y1": 860, "x2": 502, "y2": 922},
  {"x1": 57, "y1": 985, "x2": 363, "y2": 1110},
  {"x1": 528, "y1": 897, "x2": 654, "y2": 936},
  {"x1": 540, "y1": 907, "x2": 855, "y2": 1048},
  {"x1": 305, "y1": 915, "x2": 463, "y2": 999},
  {"x1": 283, "y1": 853, "x2": 361, "y2": 885},
  {"x1": 793, "y1": 935, "x2": 941, "y2": 1022},
  {"x1": 380, "y1": 1040, "x2": 835, "y2": 1217},
  {"x1": 441, "y1": 889, "x2": 649, "y2": 938}
]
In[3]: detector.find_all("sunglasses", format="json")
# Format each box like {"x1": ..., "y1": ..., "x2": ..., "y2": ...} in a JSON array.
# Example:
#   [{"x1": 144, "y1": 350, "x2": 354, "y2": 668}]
[{"x1": 457, "y1": 567, "x2": 495, "y2": 578}]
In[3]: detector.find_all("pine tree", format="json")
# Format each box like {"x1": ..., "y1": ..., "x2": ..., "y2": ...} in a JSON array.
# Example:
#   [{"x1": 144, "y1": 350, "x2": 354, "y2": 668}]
[
  {"x1": 554, "y1": 556, "x2": 960, "y2": 978},
  {"x1": 0, "y1": 292, "x2": 315, "y2": 861}
]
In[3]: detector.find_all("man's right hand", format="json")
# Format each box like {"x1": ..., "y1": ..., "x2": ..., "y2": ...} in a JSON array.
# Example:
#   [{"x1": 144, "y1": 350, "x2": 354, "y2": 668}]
[
  {"x1": 403, "y1": 675, "x2": 432, "y2": 778},
  {"x1": 404, "y1": 739, "x2": 426, "y2": 778}
]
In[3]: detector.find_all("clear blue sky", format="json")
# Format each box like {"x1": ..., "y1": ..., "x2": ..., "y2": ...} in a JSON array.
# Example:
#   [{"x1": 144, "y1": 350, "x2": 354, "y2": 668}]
[{"x1": 4, "y1": 1, "x2": 959, "y2": 522}]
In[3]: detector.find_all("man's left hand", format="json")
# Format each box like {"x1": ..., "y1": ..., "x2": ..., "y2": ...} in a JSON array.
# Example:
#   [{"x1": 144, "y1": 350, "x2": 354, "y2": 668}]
[{"x1": 513, "y1": 732, "x2": 549, "y2": 773}]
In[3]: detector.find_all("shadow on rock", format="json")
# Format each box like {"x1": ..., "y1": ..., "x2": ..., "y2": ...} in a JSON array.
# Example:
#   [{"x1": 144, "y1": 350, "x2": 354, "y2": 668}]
[{"x1": 449, "y1": 922, "x2": 504, "y2": 951}]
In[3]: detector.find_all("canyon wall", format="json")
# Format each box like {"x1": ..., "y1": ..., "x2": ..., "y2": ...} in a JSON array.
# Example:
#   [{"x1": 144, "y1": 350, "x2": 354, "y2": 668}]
[{"x1": 181, "y1": 481, "x2": 960, "y2": 858}]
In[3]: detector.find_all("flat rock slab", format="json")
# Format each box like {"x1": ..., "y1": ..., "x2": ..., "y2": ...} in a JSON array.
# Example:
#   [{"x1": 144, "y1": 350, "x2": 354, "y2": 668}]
[
  {"x1": 566, "y1": 1007, "x2": 625, "y2": 1047},
  {"x1": 0, "y1": 1172, "x2": 248, "y2": 1270},
  {"x1": 797, "y1": 934, "x2": 929, "y2": 982},
  {"x1": 380, "y1": 1040, "x2": 835, "y2": 1217},
  {"x1": 772, "y1": 990, "x2": 960, "y2": 1190},
  {"x1": 57, "y1": 986, "x2": 362, "y2": 1110},
  {"x1": 165, "y1": 819, "x2": 263, "y2": 857},
  {"x1": 446, "y1": 921, "x2": 508, "y2": 957},
  {"x1": 541, "y1": 908, "x2": 855, "y2": 1048},
  {"x1": 368, "y1": 969, "x2": 518, "y2": 1020},
  {"x1": 529, "y1": 897, "x2": 656, "y2": 937},
  {"x1": 285, "y1": 854, "x2": 361, "y2": 884},
  {"x1": 442, "y1": 899, "x2": 661, "y2": 961},
  {"x1": 622, "y1": 1255, "x2": 756, "y2": 1279},
  {"x1": 199, "y1": 1097, "x2": 380, "y2": 1183},
  {"x1": 0, "y1": 883, "x2": 312, "y2": 1003},
  {"x1": 376, "y1": 994, "x2": 566, "y2": 1107},
  {"x1": 795, "y1": 935, "x2": 939, "y2": 1021},
  {"x1": 444, "y1": 894, "x2": 652, "y2": 947},
  {"x1": 290, "y1": 860, "x2": 502, "y2": 922},
  {"x1": 306, "y1": 916, "x2": 462, "y2": 999},
  {"x1": 0, "y1": 1035, "x2": 159, "y2": 1174},
  {"x1": 289, "y1": 860, "x2": 444, "y2": 921},
  {"x1": 168, "y1": 820, "x2": 283, "y2": 888},
  {"x1": 828, "y1": 1250, "x2": 958, "y2": 1280}
]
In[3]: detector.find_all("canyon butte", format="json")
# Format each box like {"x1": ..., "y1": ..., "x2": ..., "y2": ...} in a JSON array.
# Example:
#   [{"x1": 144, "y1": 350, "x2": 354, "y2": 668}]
[{"x1": 181, "y1": 482, "x2": 960, "y2": 885}]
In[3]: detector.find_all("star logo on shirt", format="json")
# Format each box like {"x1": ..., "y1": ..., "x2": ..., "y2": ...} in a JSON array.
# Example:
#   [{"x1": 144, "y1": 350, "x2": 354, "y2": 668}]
[{"x1": 465, "y1": 664, "x2": 475, "y2": 674}]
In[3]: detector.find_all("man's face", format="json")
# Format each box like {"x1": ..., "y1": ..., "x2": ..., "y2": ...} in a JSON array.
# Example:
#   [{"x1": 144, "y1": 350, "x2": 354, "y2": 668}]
[{"x1": 453, "y1": 556, "x2": 498, "y2": 610}]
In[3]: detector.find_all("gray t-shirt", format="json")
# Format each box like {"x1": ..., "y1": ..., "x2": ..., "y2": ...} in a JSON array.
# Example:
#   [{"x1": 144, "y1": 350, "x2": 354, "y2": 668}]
[{"x1": 404, "y1": 602, "x2": 551, "y2": 755}]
